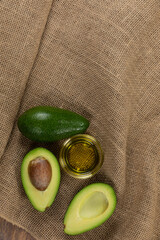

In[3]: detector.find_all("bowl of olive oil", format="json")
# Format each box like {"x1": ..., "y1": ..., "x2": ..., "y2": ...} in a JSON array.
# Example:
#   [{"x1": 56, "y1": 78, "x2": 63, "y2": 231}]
[{"x1": 59, "y1": 134, "x2": 104, "y2": 179}]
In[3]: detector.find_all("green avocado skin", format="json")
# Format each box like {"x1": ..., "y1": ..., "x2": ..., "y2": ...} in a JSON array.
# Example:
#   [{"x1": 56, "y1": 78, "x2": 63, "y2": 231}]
[{"x1": 18, "y1": 106, "x2": 89, "y2": 142}]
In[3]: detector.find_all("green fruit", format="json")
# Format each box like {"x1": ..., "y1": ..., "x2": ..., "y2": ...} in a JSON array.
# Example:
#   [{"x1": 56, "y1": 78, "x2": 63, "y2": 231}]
[
  {"x1": 21, "y1": 148, "x2": 60, "y2": 212},
  {"x1": 64, "y1": 183, "x2": 116, "y2": 235},
  {"x1": 18, "y1": 106, "x2": 89, "y2": 142}
]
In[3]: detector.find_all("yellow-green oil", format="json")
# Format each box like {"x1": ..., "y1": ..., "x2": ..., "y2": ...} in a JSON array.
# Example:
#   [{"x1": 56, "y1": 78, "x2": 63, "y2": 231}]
[{"x1": 66, "y1": 141, "x2": 98, "y2": 173}]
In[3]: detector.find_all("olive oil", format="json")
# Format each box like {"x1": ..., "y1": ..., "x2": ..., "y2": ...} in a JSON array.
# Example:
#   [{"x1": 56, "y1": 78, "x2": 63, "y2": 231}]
[
  {"x1": 66, "y1": 142, "x2": 98, "y2": 172},
  {"x1": 59, "y1": 134, "x2": 104, "y2": 179}
]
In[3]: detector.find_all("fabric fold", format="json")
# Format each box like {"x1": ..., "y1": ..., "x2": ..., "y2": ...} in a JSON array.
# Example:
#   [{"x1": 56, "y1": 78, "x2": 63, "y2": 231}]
[{"x1": 0, "y1": 0, "x2": 53, "y2": 158}]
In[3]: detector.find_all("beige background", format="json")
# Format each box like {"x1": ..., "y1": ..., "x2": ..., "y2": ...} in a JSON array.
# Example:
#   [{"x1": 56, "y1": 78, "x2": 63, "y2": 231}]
[{"x1": 0, "y1": 0, "x2": 160, "y2": 239}]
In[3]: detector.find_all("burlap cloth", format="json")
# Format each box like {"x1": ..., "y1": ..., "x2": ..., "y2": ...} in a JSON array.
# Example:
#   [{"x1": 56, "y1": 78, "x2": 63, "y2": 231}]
[{"x1": 0, "y1": 0, "x2": 160, "y2": 239}]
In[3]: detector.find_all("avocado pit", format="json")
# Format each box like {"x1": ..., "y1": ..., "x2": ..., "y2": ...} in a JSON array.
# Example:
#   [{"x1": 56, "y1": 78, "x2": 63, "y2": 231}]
[{"x1": 28, "y1": 156, "x2": 52, "y2": 191}]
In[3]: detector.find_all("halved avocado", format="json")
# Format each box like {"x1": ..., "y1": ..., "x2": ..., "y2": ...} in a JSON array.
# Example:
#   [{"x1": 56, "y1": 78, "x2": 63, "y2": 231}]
[
  {"x1": 21, "y1": 148, "x2": 60, "y2": 212},
  {"x1": 64, "y1": 183, "x2": 116, "y2": 235}
]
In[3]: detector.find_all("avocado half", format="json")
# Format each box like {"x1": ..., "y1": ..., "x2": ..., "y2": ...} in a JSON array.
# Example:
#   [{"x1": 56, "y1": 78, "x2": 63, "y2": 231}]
[
  {"x1": 21, "y1": 148, "x2": 60, "y2": 212},
  {"x1": 64, "y1": 183, "x2": 116, "y2": 235}
]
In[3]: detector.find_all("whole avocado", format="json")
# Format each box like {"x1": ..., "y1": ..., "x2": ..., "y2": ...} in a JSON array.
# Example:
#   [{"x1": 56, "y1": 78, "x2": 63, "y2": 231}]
[{"x1": 18, "y1": 106, "x2": 89, "y2": 142}]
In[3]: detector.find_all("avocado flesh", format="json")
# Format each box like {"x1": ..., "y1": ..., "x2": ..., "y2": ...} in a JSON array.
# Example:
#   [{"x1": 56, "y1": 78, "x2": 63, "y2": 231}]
[
  {"x1": 21, "y1": 148, "x2": 60, "y2": 212},
  {"x1": 64, "y1": 183, "x2": 116, "y2": 235}
]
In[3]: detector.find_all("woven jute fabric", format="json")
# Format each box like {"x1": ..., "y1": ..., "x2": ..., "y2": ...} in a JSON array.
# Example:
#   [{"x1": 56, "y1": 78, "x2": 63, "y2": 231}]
[{"x1": 0, "y1": 0, "x2": 160, "y2": 239}]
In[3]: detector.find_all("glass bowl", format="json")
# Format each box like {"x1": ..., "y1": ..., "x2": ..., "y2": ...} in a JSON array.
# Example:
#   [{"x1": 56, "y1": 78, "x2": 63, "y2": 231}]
[{"x1": 59, "y1": 134, "x2": 104, "y2": 179}]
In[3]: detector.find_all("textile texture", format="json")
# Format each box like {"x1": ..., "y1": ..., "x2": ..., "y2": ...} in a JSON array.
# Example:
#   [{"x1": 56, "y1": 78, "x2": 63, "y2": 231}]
[{"x1": 0, "y1": 0, "x2": 160, "y2": 239}]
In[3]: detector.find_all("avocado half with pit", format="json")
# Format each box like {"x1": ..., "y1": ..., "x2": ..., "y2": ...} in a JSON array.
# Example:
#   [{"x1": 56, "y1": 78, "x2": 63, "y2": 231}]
[
  {"x1": 21, "y1": 148, "x2": 60, "y2": 212},
  {"x1": 64, "y1": 183, "x2": 116, "y2": 235}
]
